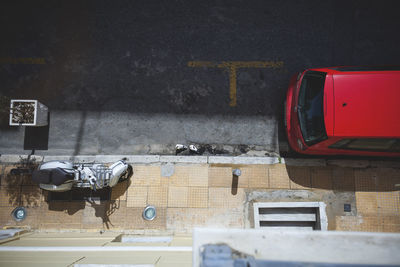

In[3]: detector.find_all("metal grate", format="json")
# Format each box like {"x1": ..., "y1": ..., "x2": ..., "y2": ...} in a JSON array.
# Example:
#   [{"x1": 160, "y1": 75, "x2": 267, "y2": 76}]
[{"x1": 253, "y1": 202, "x2": 327, "y2": 231}]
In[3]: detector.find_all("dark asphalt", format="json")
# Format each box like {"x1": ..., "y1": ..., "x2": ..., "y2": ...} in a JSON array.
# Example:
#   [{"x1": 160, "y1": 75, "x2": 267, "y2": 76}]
[{"x1": 1, "y1": 0, "x2": 400, "y2": 155}]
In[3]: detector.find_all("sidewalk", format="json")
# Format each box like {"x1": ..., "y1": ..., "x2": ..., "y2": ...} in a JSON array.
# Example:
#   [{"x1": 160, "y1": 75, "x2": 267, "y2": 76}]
[{"x1": 0, "y1": 156, "x2": 399, "y2": 233}]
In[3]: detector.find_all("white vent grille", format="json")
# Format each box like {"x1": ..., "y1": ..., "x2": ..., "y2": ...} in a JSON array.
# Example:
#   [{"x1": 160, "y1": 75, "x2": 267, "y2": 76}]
[{"x1": 253, "y1": 202, "x2": 327, "y2": 231}]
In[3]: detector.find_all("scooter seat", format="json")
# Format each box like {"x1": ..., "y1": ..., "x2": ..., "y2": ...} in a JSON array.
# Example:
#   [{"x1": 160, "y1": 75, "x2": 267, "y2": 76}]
[{"x1": 32, "y1": 168, "x2": 74, "y2": 186}]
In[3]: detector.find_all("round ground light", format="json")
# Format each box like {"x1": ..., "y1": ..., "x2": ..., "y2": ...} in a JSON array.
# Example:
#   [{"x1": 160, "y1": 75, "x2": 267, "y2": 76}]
[
  {"x1": 12, "y1": 207, "x2": 27, "y2": 221},
  {"x1": 143, "y1": 206, "x2": 156, "y2": 221}
]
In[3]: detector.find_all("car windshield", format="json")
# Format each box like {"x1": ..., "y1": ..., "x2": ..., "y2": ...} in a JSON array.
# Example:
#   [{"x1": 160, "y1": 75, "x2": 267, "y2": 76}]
[{"x1": 297, "y1": 71, "x2": 328, "y2": 146}]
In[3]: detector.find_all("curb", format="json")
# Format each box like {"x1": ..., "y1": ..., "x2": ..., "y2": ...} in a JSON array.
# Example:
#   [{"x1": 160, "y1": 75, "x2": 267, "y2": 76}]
[
  {"x1": 0, "y1": 154, "x2": 399, "y2": 168},
  {"x1": 0, "y1": 154, "x2": 281, "y2": 165}
]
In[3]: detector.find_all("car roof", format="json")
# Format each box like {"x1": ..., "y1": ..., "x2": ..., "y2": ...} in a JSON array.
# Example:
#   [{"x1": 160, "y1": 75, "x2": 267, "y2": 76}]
[{"x1": 312, "y1": 67, "x2": 400, "y2": 138}]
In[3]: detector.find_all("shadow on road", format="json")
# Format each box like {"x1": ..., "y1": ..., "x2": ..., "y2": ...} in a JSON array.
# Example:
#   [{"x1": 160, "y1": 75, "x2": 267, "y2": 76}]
[{"x1": 24, "y1": 112, "x2": 50, "y2": 151}]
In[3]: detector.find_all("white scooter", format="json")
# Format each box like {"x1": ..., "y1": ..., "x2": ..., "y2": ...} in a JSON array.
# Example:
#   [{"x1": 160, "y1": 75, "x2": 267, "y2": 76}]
[{"x1": 32, "y1": 160, "x2": 130, "y2": 192}]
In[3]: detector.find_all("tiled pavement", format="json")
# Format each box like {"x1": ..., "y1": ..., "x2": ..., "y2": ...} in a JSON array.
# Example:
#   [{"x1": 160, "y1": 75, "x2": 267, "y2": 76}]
[{"x1": 0, "y1": 162, "x2": 399, "y2": 233}]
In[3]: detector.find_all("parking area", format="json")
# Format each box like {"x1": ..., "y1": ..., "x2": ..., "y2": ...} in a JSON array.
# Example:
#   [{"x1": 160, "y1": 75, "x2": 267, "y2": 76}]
[{"x1": 1, "y1": 1, "x2": 400, "y2": 155}]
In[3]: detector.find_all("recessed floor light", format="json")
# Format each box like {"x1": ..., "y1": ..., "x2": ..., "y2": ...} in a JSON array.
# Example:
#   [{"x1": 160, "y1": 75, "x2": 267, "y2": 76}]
[
  {"x1": 143, "y1": 206, "x2": 156, "y2": 221},
  {"x1": 12, "y1": 207, "x2": 27, "y2": 221}
]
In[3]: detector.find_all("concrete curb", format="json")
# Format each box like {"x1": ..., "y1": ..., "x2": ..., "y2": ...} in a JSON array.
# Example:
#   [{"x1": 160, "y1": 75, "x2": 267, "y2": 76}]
[
  {"x1": 0, "y1": 154, "x2": 399, "y2": 168},
  {"x1": 208, "y1": 156, "x2": 281, "y2": 165},
  {"x1": 160, "y1": 156, "x2": 208, "y2": 164}
]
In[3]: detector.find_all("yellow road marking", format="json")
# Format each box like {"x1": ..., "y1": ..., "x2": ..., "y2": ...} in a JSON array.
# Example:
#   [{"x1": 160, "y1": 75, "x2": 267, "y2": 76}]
[{"x1": 188, "y1": 61, "x2": 284, "y2": 107}]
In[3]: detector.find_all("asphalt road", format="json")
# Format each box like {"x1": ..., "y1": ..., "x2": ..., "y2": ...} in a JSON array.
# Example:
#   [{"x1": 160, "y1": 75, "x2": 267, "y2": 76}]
[{"x1": 1, "y1": 0, "x2": 399, "y2": 155}]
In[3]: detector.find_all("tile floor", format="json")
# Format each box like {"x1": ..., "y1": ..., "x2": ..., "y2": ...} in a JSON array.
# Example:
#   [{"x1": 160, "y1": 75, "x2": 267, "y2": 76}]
[{"x1": 0, "y1": 163, "x2": 399, "y2": 233}]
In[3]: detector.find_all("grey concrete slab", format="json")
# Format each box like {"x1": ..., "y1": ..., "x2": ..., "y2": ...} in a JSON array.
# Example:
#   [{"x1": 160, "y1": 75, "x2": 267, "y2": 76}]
[
  {"x1": 0, "y1": 154, "x2": 43, "y2": 164},
  {"x1": 160, "y1": 156, "x2": 207, "y2": 164},
  {"x1": 283, "y1": 158, "x2": 327, "y2": 167},
  {"x1": 208, "y1": 156, "x2": 280, "y2": 165},
  {"x1": 42, "y1": 155, "x2": 73, "y2": 162},
  {"x1": 125, "y1": 155, "x2": 160, "y2": 164},
  {"x1": 161, "y1": 163, "x2": 174, "y2": 177}
]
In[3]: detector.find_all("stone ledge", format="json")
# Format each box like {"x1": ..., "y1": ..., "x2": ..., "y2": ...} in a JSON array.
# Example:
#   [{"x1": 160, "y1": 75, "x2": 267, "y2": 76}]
[
  {"x1": 284, "y1": 158, "x2": 327, "y2": 167},
  {"x1": 1, "y1": 154, "x2": 398, "y2": 168},
  {"x1": 160, "y1": 156, "x2": 208, "y2": 164},
  {"x1": 208, "y1": 156, "x2": 281, "y2": 165},
  {"x1": 0, "y1": 154, "x2": 44, "y2": 163}
]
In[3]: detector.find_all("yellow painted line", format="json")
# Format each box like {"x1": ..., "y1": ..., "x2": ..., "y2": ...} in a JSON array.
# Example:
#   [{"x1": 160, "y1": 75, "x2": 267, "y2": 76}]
[
  {"x1": 228, "y1": 65, "x2": 237, "y2": 107},
  {"x1": 188, "y1": 61, "x2": 284, "y2": 107}
]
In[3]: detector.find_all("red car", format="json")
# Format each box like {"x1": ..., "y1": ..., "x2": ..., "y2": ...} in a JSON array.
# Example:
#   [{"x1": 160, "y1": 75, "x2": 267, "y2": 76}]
[{"x1": 285, "y1": 66, "x2": 400, "y2": 157}]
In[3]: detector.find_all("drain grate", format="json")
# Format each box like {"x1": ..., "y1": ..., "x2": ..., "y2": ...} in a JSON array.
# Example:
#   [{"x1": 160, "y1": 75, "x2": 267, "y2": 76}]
[{"x1": 253, "y1": 202, "x2": 327, "y2": 231}]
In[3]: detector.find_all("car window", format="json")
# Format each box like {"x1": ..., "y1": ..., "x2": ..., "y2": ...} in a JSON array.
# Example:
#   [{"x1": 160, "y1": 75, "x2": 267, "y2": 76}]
[
  {"x1": 297, "y1": 71, "x2": 328, "y2": 146},
  {"x1": 329, "y1": 138, "x2": 400, "y2": 152}
]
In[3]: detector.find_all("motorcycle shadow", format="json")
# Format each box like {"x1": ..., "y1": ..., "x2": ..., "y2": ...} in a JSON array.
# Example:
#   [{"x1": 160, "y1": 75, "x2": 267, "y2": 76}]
[{"x1": 46, "y1": 175, "x2": 132, "y2": 229}]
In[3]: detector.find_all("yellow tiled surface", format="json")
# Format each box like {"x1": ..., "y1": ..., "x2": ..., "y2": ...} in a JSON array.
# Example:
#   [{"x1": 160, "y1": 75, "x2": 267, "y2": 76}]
[
  {"x1": 167, "y1": 207, "x2": 244, "y2": 231},
  {"x1": 131, "y1": 165, "x2": 161, "y2": 186},
  {"x1": 127, "y1": 186, "x2": 148, "y2": 207},
  {"x1": 208, "y1": 167, "x2": 232, "y2": 187},
  {"x1": 188, "y1": 165, "x2": 209, "y2": 187},
  {"x1": 335, "y1": 216, "x2": 361, "y2": 231},
  {"x1": 208, "y1": 187, "x2": 245, "y2": 208},
  {"x1": 82, "y1": 203, "x2": 106, "y2": 228},
  {"x1": 188, "y1": 187, "x2": 208, "y2": 208},
  {"x1": 1, "y1": 166, "x2": 23, "y2": 186},
  {"x1": 355, "y1": 169, "x2": 378, "y2": 191},
  {"x1": 207, "y1": 207, "x2": 244, "y2": 228},
  {"x1": 168, "y1": 186, "x2": 188, "y2": 207},
  {"x1": 244, "y1": 165, "x2": 268, "y2": 189},
  {"x1": 377, "y1": 192, "x2": 400, "y2": 215},
  {"x1": 110, "y1": 180, "x2": 129, "y2": 200},
  {"x1": 106, "y1": 201, "x2": 127, "y2": 229},
  {"x1": 311, "y1": 167, "x2": 333, "y2": 189},
  {"x1": 356, "y1": 192, "x2": 378, "y2": 215},
  {"x1": 377, "y1": 168, "x2": 400, "y2": 191},
  {"x1": 0, "y1": 186, "x2": 20, "y2": 207},
  {"x1": 0, "y1": 206, "x2": 17, "y2": 226},
  {"x1": 269, "y1": 164, "x2": 290, "y2": 189},
  {"x1": 332, "y1": 167, "x2": 355, "y2": 191},
  {"x1": 39, "y1": 202, "x2": 84, "y2": 229},
  {"x1": 0, "y1": 163, "x2": 399, "y2": 233},
  {"x1": 146, "y1": 207, "x2": 167, "y2": 229},
  {"x1": 382, "y1": 216, "x2": 400, "y2": 232},
  {"x1": 20, "y1": 186, "x2": 42, "y2": 207},
  {"x1": 169, "y1": 166, "x2": 189, "y2": 186},
  {"x1": 167, "y1": 208, "x2": 209, "y2": 230},
  {"x1": 287, "y1": 166, "x2": 311, "y2": 189},
  {"x1": 160, "y1": 176, "x2": 169, "y2": 186},
  {"x1": 126, "y1": 207, "x2": 167, "y2": 229},
  {"x1": 125, "y1": 207, "x2": 147, "y2": 229},
  {"x1": 346, "y1": 216, "x2": 379, "y2": 232},
  {"x1": 147, "y1": 186, "x2": 168, "y2": 207},
  {"x1": 335, "y1": 215, "x2": 400, "y2": 233},
  {"x1": 358, "y1": 216, "x2": 382, "y2": 232}
]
